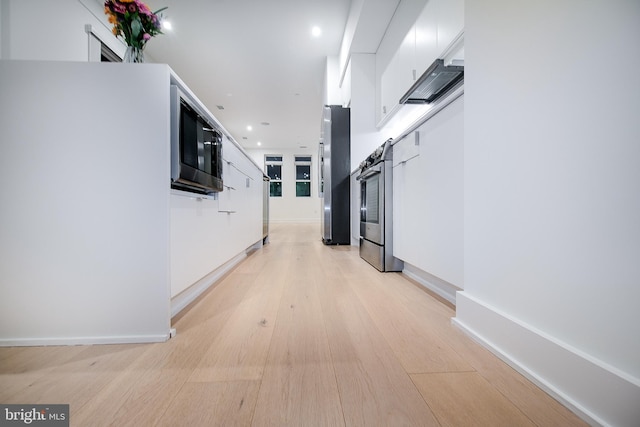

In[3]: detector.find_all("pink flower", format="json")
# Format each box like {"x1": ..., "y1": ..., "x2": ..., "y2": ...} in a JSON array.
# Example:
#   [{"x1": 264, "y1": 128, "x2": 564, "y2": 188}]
[
  {"x1": 136, "y1": 1, "x2": 152, "y2": 15},
  {"x1": 143, "y1": 33, "x2": 151, "y2": 40}
]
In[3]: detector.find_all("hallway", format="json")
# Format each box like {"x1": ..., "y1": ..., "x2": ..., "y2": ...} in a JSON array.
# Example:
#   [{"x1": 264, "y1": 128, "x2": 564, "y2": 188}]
[{"x1": 0, "y1": 223, "x2": 586, "y2": 426}]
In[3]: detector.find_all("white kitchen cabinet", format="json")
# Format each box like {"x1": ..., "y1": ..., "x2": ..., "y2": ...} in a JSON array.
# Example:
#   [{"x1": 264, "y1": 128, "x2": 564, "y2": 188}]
[
  {"x1": 437, "y1": 0, "x2": 464, "y2": 53},
  {"x1": 415, "y1": 0, "x2": 464, "y2": 77},
  {"x1": 171, "y1": 131, "x2": 263, "y2": 302},
  {"x1": 380, "y1": 28, "x2": 416, "y2": 122},
  {"x1": 414, "y1": 0, "x2": 439, "y2": 77},
  {"x1": 378, "y1": 0, "x2": 464, "y2": 126},
  {"x1": 219, "y1": 145, "x2": 258, "y2": 216},
  {"x1": 219, "y1": 146, "x2": 243, "y2": 214},
  {"x1": 392, "y1": 95, "x2": 464, "y2": 289},
  {"x1": 392, "y1": 130, "x2": 421, "y2": 168},
  {"x1": 392, "y1": 131, "x2": 421, "y2": 262},
  {"x1": 218, "y1": 158, "x2": 237, "y2": 214}
]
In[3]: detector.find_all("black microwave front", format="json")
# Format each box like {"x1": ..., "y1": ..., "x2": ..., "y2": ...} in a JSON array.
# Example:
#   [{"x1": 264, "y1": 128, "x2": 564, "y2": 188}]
[{"x1": 170, "y1": 85, "x2": 223, "y2": 194}]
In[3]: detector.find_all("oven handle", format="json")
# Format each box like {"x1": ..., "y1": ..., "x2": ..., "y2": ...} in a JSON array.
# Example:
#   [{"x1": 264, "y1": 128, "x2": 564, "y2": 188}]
[{"x1": 356, "y1": 164, "x2": 382, "y2": 180}]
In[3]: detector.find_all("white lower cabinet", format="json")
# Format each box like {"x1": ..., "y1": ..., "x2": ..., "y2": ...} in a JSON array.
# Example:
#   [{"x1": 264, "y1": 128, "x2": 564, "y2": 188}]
[
  {"x1": 392, "y1": 95, "x2": 464, "y2": 288},
  {"x1": 392, "y1": 133, "x2": 421, "y2": 263},
  {"x1": 170, "y1": 139, "x2": 263, "y2": 299}
]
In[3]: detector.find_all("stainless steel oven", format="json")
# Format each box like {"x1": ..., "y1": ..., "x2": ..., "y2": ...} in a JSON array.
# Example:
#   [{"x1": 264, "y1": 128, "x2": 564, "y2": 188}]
[{"x1": 357, "y1": 139, "x2": 403, "y2": 272}]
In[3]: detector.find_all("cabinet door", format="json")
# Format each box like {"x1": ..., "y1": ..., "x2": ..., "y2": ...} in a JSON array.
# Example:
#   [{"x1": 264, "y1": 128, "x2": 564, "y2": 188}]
[
  {"x1": 398, "y1": 26, "x2": 416, "y2": 89},
  {"x1": 218, "y1": 159, "x2": 237, "y2": 213},
  {"x1": 380, "y1": 58, "x2": 398, "y2": 119},
  {"x1": 392, "y1": 132, "x2": 421, "y2": 261},
  {"x1": 437, "y1": 0, "x2": 464, "y2": 52},
  {"x1": 414, "y1": 0, "x2": 439, "y2": 76},
  {"x1": 392, "y1": 131, "x2": 421, "y2": 168},
  {"x1": 392, "y1": 147, "x2": 422, "y2": 262},
  {"x1": 392, "y1": 155, "x2": 407, "y2": 260},
  {"x1": 380, "y1": 27, "x2": 416, "y2": 122}
]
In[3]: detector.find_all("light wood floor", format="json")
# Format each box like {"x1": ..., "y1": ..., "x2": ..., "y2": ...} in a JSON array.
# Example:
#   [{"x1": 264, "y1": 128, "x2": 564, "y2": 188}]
[{"x1": 0, "y1": 223, "x2": 587, "y2": 426}]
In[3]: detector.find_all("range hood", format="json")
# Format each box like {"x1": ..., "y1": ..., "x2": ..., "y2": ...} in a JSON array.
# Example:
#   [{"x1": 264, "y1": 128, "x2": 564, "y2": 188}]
[{"x1": 399, "y1": 59, "x2": 464, "y2": 105}]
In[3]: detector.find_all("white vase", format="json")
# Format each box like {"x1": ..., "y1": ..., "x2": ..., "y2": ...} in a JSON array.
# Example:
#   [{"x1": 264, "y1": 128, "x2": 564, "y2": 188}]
[{"x1": 123, "y1": 46, "x2": 144, "y2": 63}]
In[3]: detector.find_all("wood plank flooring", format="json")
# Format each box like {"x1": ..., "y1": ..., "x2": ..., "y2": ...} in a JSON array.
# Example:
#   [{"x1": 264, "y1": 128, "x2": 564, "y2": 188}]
[{"x1": 0, "y1": 223, "x2": 587, "y2": 426}]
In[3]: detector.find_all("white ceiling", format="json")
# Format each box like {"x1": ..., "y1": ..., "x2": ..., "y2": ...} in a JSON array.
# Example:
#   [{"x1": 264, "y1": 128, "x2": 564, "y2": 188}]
[{"x1": 144, "y1": 0, "x2": 355, "y2": 152}]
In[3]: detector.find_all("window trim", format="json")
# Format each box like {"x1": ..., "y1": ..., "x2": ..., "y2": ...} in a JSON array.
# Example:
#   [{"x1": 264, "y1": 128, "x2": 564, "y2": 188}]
[
  {"x1": 294, "y1": 155, "x2": 312, "y2": 198},
  {"x1": 265, "y1": 155, "x2": 283, "y2": 197}
]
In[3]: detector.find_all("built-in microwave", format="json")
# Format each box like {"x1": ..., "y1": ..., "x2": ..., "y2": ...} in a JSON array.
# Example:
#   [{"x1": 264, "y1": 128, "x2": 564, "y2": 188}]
[{"x1": 170, "y1": 85, "x2": 223, "y2": 194}]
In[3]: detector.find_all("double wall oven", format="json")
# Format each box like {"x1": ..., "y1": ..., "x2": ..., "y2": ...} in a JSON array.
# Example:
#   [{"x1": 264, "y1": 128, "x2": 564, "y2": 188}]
[{"x1": 357, "y1": 139, "x2": 403, "y2": 272}]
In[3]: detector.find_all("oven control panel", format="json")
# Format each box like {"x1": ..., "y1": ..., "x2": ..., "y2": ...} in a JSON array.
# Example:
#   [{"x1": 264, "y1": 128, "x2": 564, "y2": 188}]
[{"x1": 359, "y1": 138, "x2": 392, "y2": 173}]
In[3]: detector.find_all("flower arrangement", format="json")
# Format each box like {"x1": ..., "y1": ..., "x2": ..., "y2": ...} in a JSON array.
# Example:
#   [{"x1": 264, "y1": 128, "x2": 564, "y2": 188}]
[{"x1": 104, "y1": 0, "x2": 167, "y2": 50}]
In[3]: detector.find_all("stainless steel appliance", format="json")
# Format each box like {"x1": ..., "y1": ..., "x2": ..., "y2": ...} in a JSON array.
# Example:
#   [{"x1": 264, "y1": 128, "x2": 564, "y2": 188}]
[
  {"x1": 320, "y1": 105, "x2": 350, "y2": 245},
  {"x1": 170, "y1": 85, "x2": 224, "y2": 194},
  {"x1": 357, "y1": 139, "x2": 403, "y2": 271},
  {"x1": 399, "y1": 59, "x2": 464, "y2": 105}
]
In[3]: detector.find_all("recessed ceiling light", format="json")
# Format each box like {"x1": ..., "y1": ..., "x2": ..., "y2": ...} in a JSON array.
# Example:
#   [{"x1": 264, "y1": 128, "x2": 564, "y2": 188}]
[
  {"x1": 311, "y1": 26, "x2": 322, "y2": 37},
  {"x1": 246, "y1": 125, "x2": 253, "y2": 131},
  {"x1": 257, "y1": 142, "x2": 262, "y2": 146},
  {"x1": 162, "y1": 20, "x2": 172, "y2": 31}
]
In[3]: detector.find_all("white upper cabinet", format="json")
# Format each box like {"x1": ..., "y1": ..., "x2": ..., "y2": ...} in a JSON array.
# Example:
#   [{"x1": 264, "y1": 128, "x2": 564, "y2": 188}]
[
  {"x1": 381, "y1": 29, "x2": 416, "y2": 120},
  {"x1": 437, "y1": 0, "x2": 464, "y2": 54},
  {"x1": 416, "y1": 0, "x2": 464, "y2": 66},
  {"x1": 378, "y1": 0, "x2": 464, "y2": 126},
  {"x1": 414, "y1": 0, "x2": 439, "y2": 78}
]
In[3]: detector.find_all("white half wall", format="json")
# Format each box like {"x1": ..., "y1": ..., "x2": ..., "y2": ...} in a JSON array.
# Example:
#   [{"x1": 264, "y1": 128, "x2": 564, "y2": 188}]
[
  {"x1": 0, "y1": 61, "x2": 172, "y2": 345},
  {"x1": 458, "y1": 1, "x2": 640, "y2": 425}
]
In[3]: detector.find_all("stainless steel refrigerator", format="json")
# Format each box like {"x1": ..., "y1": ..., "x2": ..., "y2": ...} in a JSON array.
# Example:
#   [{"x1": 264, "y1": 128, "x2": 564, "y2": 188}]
[{"x1": 320, "y1": 105, "x2": 350, "y2": 245}]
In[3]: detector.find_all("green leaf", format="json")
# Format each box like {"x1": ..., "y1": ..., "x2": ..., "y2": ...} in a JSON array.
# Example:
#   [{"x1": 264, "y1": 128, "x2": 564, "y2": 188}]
[{"x1": 131, "y1": 17, "x2": 142, "y2": 38}]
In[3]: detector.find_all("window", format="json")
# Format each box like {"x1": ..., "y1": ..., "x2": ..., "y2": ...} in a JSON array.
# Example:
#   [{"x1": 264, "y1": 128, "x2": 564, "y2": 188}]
[
  {"x1": 295, "y1": 155, "x2": 312, "y2": 197},
  {"x1": 265, "y1": 155, "x2": 282, "y2": 197}
]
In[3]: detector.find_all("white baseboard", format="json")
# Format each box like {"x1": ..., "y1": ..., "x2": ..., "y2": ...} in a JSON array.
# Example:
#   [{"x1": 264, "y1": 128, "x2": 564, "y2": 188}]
[
  {"x1": 170, "y1": 240, "x2": 262, "y2": 318},
  {"x1": 0, "y1": 241, "x2": 263, "y2": 347},
  {"x1": 453, "y1": 292, "x2": 640, "y2": 427},
  {"x1": 0, "y1": 333, "x2": 169, "y2": 347},
  {"x1": 402, "y1": 262, "x2": 460, "y2": 306}
]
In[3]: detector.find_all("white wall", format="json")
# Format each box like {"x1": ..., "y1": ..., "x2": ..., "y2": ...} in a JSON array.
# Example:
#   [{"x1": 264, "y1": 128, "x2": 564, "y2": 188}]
[
  {"x1": 246, "y1": 148, "x2": 320, "y2": 223},
  {"x1": 0, "y1": 61, "x2": 172, "y2": 344},
  {"x1": 0, "y1": 0, "x2": 124, "y2": 61},
  {"x1": 455, "y1": 1, "x2": 640, "y2": 425}
]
